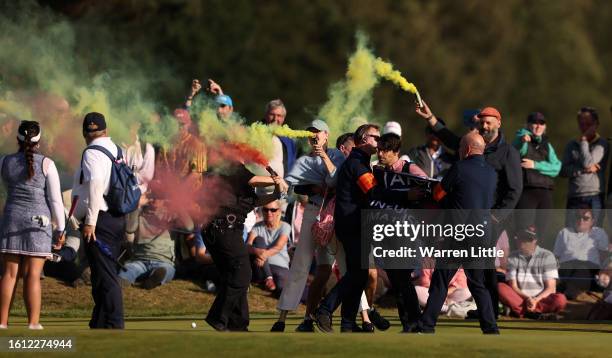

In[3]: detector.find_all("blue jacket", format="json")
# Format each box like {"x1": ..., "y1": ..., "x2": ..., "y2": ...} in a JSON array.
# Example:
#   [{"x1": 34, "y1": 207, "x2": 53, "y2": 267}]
[{"x1": 440, "y1": 154, "x2": 497, "y2": 210}]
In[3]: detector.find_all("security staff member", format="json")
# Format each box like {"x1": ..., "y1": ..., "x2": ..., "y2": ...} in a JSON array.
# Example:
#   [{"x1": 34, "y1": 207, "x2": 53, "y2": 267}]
[
  {"x1": 314, "y1": 124, "x2": 425, "y2": 333},
  {"x1": 202, "y1": 162, "x2": 286, "y2": 332},
  {"x1": 72, "y1": 112, "x2": 126, "y2": 329},
  {"x1": 416, "y1": 132, "x2": 499, "y2": 334}
]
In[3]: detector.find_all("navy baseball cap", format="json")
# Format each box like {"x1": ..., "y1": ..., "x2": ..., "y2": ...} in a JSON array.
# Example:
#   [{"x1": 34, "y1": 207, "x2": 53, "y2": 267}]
[
  {"x1": 462, "y1": 109, "x2": 481, "y2": 128},
  {"x1": 83, "y1": 112, "x2": 107, "y2": 133}
]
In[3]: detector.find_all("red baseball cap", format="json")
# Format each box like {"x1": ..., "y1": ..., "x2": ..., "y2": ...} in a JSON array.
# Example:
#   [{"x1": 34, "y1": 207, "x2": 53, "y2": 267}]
[{"x1": 477, "y1": 107, "x2": 502, "y2": 121}]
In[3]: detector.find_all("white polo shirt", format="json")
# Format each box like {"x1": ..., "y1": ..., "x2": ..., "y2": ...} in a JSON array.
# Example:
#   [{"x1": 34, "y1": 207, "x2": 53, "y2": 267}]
[{"x1": 71, "y1": 137, "x2": 118, "y2": 225}]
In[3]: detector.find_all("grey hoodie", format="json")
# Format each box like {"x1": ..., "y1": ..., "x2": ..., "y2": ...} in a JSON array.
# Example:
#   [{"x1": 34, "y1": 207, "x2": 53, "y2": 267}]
[{"x1": 560, "y1": 136, "x2": 609, "y2": 197}]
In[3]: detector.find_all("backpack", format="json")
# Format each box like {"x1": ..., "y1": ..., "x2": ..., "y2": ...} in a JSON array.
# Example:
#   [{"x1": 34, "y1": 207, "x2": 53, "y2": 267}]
[{"x1": 80, "y1": 144, "x2": 141, "y2": 216}]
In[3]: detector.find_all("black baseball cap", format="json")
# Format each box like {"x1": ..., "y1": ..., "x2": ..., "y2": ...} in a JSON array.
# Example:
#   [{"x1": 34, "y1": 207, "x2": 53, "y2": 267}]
[
  {"x1": 527, "y1": 112, "x2": 546, "y2": 124},
  {"x1": 83, "y1": 112, "x2": 107, "y2": 133}
]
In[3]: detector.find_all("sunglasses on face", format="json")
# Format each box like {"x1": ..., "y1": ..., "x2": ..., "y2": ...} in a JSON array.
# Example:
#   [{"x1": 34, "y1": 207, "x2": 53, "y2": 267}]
[
  {"x1": 218, "y1": 104, "x2": 228, "y2": 108},
  {"x1": 365, "y1": 134, "x2": 380, "y2": 141},
  {"x1": 576, "y1": 215, "x2": 593, "y2": 222},
  {"x1": 262, "y1": 208, "x2": 279, "y2": 213}
]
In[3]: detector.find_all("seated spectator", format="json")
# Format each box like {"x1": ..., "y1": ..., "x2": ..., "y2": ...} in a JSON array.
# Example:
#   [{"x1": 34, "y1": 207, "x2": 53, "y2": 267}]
[
  {"x1": 247, "y1": 200, "x2": 290, "y2": 294},
  {"x1": 119, "y1": 192, "x2": 192, "y2": 289},
  {"x1": 599, "y1": 257, "x2": 612, "y2": 304},
  {"x1": 499, "y1": 226, "x2": 567, "y2": 319},
  {"x1": 587, "y1": 257, "x2": 612, "y2": 319},
  {"x1": 415, "y1": 263, "x2": 472, "y2": 315},
  {"x1": 553, "y1": 207, "x2": 609, "y2": 299},
  {"x1": 44, "y1": 190, "x2": 89, "y2": 287}
]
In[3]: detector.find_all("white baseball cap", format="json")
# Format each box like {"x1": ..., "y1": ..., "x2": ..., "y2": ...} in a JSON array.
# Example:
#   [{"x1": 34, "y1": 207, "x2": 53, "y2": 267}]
[{"x1": 383, "y1": 121, "x2": 402, "y2": 137}]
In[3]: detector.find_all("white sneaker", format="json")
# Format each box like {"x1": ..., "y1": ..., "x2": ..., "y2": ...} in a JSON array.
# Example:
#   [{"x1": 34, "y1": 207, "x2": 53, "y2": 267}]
[
  {"x1": 0, "y1": 324, "x2": 7, "y2": 329},
  {"x1": 205, "y1": 280, "x2": 216, "y2": 293},
  {"x1": 28, "y1": 323, "x2": 44, "y2": 330}
]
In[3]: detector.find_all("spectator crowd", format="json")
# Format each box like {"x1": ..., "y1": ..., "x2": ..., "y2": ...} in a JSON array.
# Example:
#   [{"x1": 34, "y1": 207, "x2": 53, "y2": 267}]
[{"x1": 1, "y1": 78, "x2": 611, "y2": 331}]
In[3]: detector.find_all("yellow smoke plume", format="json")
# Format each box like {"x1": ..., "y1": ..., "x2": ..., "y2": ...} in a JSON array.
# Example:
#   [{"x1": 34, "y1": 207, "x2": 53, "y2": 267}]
[
  {"x1": 271, "y1": 125, "x2": 314, "y2": 139},
  {"x1": 318, "y1": 33, "x2": 380, "y2": 140},
  {"x1": 374, "y1": 58, "x2": 423, "y2": 106}
]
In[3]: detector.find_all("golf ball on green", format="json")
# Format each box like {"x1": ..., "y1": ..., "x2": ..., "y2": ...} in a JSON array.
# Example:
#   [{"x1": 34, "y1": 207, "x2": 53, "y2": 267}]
[{"x1": 191, "y1": 322, "x2": 197, "y2": 328}]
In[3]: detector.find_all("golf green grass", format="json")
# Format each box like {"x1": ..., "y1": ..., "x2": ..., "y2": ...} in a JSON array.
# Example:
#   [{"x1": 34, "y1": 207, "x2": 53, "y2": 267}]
[{"x1": 1, "y1": 314, "x2": 610, "y2": 357}]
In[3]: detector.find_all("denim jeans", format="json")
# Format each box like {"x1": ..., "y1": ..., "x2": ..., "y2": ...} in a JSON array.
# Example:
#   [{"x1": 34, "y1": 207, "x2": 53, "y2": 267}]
[{"x1": 118, "y1": 260, "x2": 175, "y2": 284}]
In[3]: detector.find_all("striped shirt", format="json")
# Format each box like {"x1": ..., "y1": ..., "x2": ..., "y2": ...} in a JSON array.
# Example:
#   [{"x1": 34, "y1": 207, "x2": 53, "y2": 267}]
[{"x1": 506, "y1": 246, "x2": 558, "y2": 297}]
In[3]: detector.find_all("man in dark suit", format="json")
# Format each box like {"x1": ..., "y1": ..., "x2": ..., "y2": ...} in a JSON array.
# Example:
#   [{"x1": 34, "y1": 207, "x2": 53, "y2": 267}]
[{"x1": 416, "y1": 132, "x2": 500, "y2": 334}]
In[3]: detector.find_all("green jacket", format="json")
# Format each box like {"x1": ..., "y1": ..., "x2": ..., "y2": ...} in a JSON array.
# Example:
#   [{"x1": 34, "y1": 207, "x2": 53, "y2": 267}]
[{"x1": 512, "y1": 128, "x2": 561, "y2": 178}]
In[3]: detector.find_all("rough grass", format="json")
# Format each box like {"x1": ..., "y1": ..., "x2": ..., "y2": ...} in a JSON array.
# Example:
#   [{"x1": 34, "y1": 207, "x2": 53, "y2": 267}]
[
  {"x1": 7, "y1": 276, "x2": 603, "y2": 320},
  {"x1": 8, "y1": 276, "x2": 301, "y2": 318}
]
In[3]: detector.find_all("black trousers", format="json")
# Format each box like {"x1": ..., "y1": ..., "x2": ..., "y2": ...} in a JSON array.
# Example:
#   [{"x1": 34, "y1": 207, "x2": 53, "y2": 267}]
[
  {"x1": 419, "y1": 265, "x2": 498, "y2": 333},
  {"x1": 202, "y1": 224, "x2": 251, "y2": 331},
  {"x1": 84, "y1": 210, "x2": 125, "y2": 329},
  {"x1": 386, "y1": 269, "x2": 421, "y2": 327},
  {"x1": 515, "y1": 187, "x2": 553, "y2": 236},
  {"x1": 320, "y1": 266, "x2": 420, "y2": 328}
]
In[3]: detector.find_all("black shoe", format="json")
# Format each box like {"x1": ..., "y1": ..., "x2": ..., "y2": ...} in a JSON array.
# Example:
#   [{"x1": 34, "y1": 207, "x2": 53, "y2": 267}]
[
  {"x1": 400, "y1": 322, "x2": 420, "y2": 334},
  {"x1": 295, "y1": 319, "x2": 315, "y2": 332},
  {"x1": 313, "y1": 309, "x2": 333, "y2": 333},
  {"x1": 483, "y1": 329, "x2": 500, "y2": 335},
  {"x1": 465, "y1": 309, "x2": 480, "y2": 319},
  {"x1": 142, "y1": 267, "x2": 167, "y2": 290},
  {"x1": 340, "y1": 323, "x2": 364, "y2": 333},
  {"x1": 270, "y1": 321, "x2": 285, "y2": 332},
  {"x1": 538, "y1": 313, "x2": 561, "y2": 321},
  {"x1": 205, "y1": 317, "x2": 228, "y2": 332},
  {"x1": 524, "y1": 311, "x2": 542, "y2": 320},
  {"x1": 361, "y1": 321, "x2": 375, "y2": 333},
  {"x1": 368, "y1": 309, "x2": 390, "y2": 331}
]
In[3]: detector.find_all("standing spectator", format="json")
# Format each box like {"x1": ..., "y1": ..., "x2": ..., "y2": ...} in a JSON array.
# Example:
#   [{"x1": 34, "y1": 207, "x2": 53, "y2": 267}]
[
  {"x1": 498, "y1": 226, "x2": 567, "y2": 319},
  {"x1": 560, "y1": 107, "x2": 609, "y2": 225},
  {"x1": 123, "y1": 136, "x2": 155, "y2": 193},
  {"x1": 416, "y1": 103, "x2": 523, "y2": 214},
  {"x1": 408, "y1": 123, "x2": 456, "y2": 180},
  {"x1": 157, "y1": 108, "x2": 207, "y2": 179},
  {"x1": 0, "y1": 121, "x2": 65, "y2": 330},
  {"x1": 247, "y1": 200, "x2": 290, "y2": 294},
  {"x1": 271, "y1": 119, "x2": 352, "y2": 332},
  {"x1": 512, "y1": 112, "x2": 561, "y2": 235},
  {"x1": 553, "y1": 207, "x2": 609, "y2": 299},
  {"x1": 72, "y1": 112, "x2": 127, "y2": 329},
  {"x1": 416, "y1": 103, "x2": 523, "y2": 319},
  {"x1": 262, "y1": 99, "x2": 298, "y2": 180}
]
